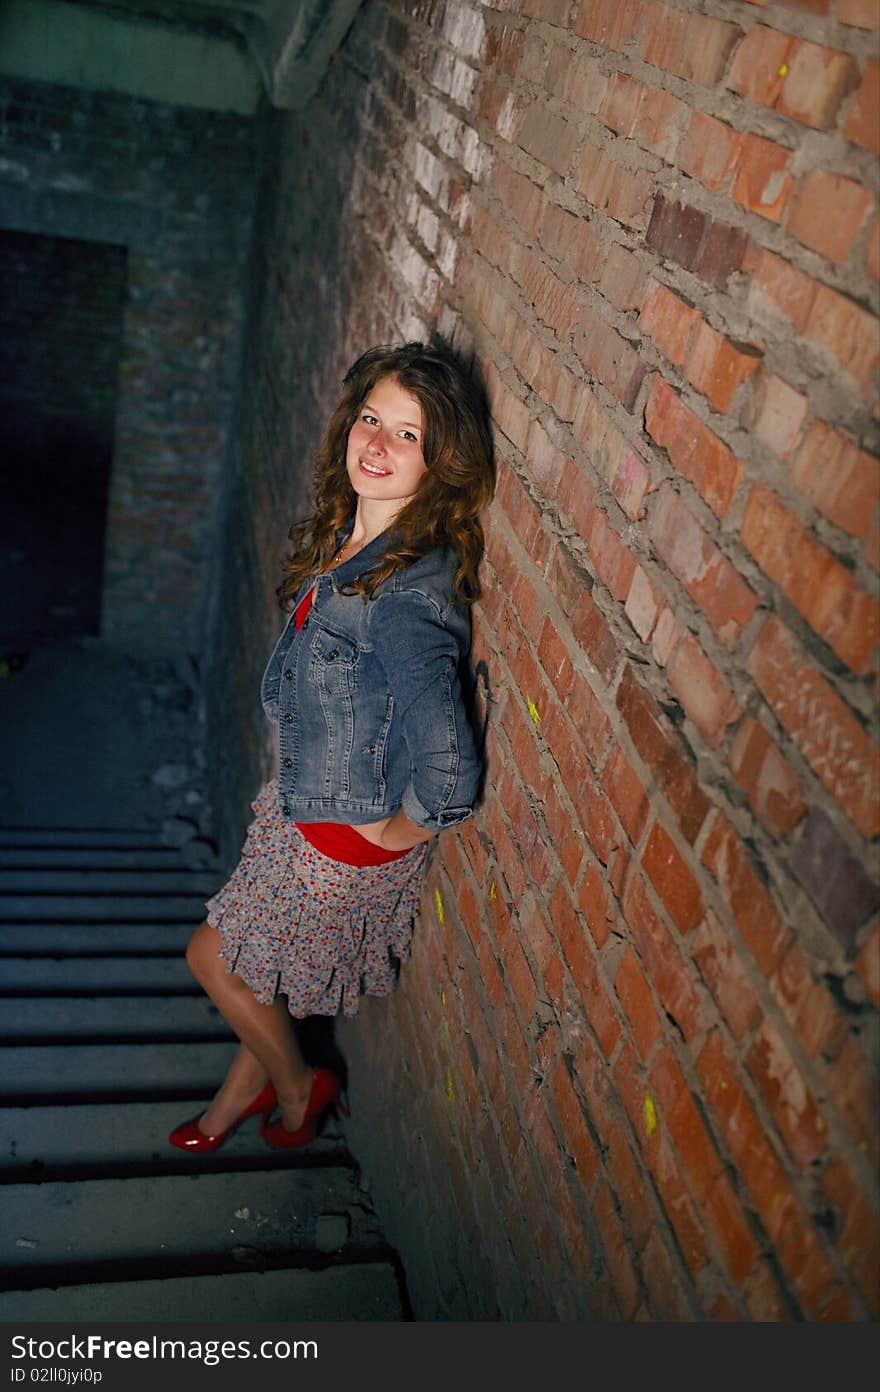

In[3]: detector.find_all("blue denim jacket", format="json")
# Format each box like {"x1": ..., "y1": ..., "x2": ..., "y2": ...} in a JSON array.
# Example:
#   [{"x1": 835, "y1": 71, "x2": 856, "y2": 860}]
[{"x1": 260, "y1": 528, "x2": 483, "y2": 832}]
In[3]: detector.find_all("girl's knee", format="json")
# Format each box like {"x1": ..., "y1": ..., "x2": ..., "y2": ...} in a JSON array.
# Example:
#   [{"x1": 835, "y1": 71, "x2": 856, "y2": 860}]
[{"x1": 186, "y1": 919, "x2": 220, "y2": 983}]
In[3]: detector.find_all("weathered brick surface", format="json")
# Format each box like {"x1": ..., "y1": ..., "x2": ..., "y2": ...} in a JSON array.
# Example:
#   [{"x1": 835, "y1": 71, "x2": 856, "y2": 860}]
[
  {"x1": 217, "y1": 0, "x2": 877, "y2": 1324},
  {"x1": 0, "y1": 79, "x2": 258, "y2": 657}
]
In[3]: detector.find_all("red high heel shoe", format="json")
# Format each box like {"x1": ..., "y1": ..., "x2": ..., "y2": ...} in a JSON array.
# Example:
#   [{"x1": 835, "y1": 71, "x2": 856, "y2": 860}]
[
  {"x1": 260, "y1": 1067, "x2": 348, "y2": 1150},
  {"x1": 168, "y1": 1081, "x2": 277, "y2": 1153}
]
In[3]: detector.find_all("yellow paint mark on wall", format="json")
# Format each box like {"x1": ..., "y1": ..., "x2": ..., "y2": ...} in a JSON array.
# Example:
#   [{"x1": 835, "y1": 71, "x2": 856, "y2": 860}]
[
  {"x1": 777, "y1": 63, "x2": 788, "y2": 76},
  {"x1": 644, "y1": 1094, "x2": 657, "y2": 1139},
  {"x1": 440, "y1": 989, "x2": 447, "y2": 1010},
  {"x1": 527, "y1": 697, "x2": 541, "y2": 727},
  {"x1": 445, "y1": 1069, "x2": 455, "y2": 1104},
  {"x1": 489, "y1": 880, "x2": 498, "y2": 901},
  {"x1": 434, "y1": 888, "x2": 444, "y2": 923}
]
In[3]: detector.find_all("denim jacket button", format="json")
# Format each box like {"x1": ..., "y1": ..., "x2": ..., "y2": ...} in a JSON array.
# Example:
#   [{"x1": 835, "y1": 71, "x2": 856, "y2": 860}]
[
  {"x1": 283, "y1": 757, "x2": 292, "y2": 768},
  {"x1": 282, "y1": 804, "x2": 290, "y2": 817},
  {"x1": 328, "y1": 648, "x2": 339, "y2": 661},
  {"x1": 283, "y1": 712, "x2": 293, "y2": 724},
  {"x1": 284, "y1": 668, "x2": 293, "y2": 679}
]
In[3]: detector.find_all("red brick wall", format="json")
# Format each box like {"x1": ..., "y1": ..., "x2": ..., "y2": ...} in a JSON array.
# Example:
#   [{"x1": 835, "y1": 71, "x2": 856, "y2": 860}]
[{"x1": 247, "y1": 0, "x2": 879, "y2": 1319}]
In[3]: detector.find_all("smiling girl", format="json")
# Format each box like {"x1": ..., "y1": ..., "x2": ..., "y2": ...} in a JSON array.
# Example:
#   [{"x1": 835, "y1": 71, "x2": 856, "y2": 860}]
[{"x1": 169, "y1": 341, "x2": 495, "y2": 1152}]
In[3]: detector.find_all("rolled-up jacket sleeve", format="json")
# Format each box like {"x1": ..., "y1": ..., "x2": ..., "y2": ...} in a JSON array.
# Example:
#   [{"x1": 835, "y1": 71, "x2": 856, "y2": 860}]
[{"x1": 369, "y1": 590, "x2": 481, "y2": 832}]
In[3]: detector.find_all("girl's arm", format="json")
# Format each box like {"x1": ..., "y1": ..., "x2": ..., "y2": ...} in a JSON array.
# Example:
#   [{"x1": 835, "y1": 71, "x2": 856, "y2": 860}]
[{"x1": 354, "y1": 809, "x2": 438, "y2": 851}]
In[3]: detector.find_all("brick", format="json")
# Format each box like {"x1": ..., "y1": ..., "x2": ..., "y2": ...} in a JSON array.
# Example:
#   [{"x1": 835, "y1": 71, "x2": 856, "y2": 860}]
[
  {"x1": 693, "y1": 219, "x2": 750, "y2": 289},
  {"x1": 820, "y1": 1155, "x2": 880, "y2": 1318},
  {"x1": 548, "y1": 1056, "x2": 601, "y2": 1187},
  {"x1": 583, "y1": 509, "x2": 637, "y2": 601},
  {"x1": 646, "y1": 377, "x2": 744, "y2": 517},
  {"x1": 616, "y1": 666, "x2": 711, "y2": 844},
  {"x1": 650, "y1": 1047, "x2": 760, "y2": 1284},
  {"x1": 544, "y1": 46, "x2": 609, "y2": 112},
  {"x1": 602, "y1": 743, "x2": 649, "y2": 845},
  {"x1": 692, "y1": 909, "x2": 763, "y2": 1041},
  {"x1": 748, "y1": 247, "x2": 816, "y2": 332},
  {"x1": 546, "y1": 546, "x2": 621, "y2": 684},
  {"x1": 747, "y1": 1018, "x2": 829, "y2": 1167},
  {"x1": 640, "y1": 1226, "x2": 693, "y2": 1321},
  {"x1": 645, "y1": 194, "x2": 706, "y2": 271},
  {"x1": 741, "y1": 483, "x2": 880, "y2": 673},
  {"x1": 636, "y1": 85, "x2": 690, "y2": 162},
  {"x1": 624, "y1": 565, "x2": 662, "y2": 642},
  {"x1": 483, "y1": 22, "x2": 526, "y2": 76},
  {"x1": 572, "y1": 0, "x2": 642, "y2": 49},
  {"x1": 538, "y1": 200, "x2": 602, "y2": 283},
  {"x1": 732, "y1": 132, "x2": 796, "y2": 223},
  {"x1": 839, "y1": 0, "x2": 880, "y2": 26},
  {"x1": 641, "y1": 821, "x2": 703, "y2": 933},
  {"x1": 639, "y1": 281, "x2": 700, "y2": 366},
  {"x1": 598, "y1": 243, "x2": 647, "y2": 311},
  {"x1": 824, "y1": 1033, "x2": 879, "y2": 1164},
  {"x1": 701, "y1": 813, "x2": 792, "y2": 974},
  {"x1": 788, "y1": 170, "x2": 873, "y2": 263},
  {"x1": 637, "y1": 4, "x2": 742, "y2": 88},
  {"x1": 790, "y1": 808, "x2": 878, "y2": 954},
  {"x1": 791, "y1": 421, "x2": 879, "y2": 539},
  {"x1": 855, "y1": 920, "x2": 880, "y2": 1007},
  {"x1": 615, "y1": 946, "x2": 663, "y2": 1060},
  {"x1": 729, "y1": 716, "x2": 807, "y2": 837},
  {"x1": 778, "y1": 40, "x2": 860, "y2": 129},
  {"x1": 804, "y1": 282, "x2": 880, "y2": 396},
  {"x1": 750, "y1": 374, "x2": 808, "y2": 460},
  {"x1": 651, "y1": 487, "x2": 759, "y2": 649},
  {"x1": 697, "y1": 1032, "x2": 839, "y2": 1317},
  {"x1": 491, "y1": 161, "x2": 544, "y2": 236},
  {"x1": 577, "y1": 859, "x2": 614, "y2": 946},
  {"x1": 573, "y1": 315, "x2": 649, "y2": 410},
  {"x1": 577, "y1": 147, "x2": 653, "y2": 230},
  {"x1": 677, "y1": 112, "x2": 741, "y2": 193},
  {"x1": 549, "y1": 882, "x2": 621, "y2": 1057},
  {"x1": 599, "y1": 70, "x2": 646, "y2": 137},
  {"x1": 517, "y1": 101, "x2": 579, "y2": 176},
  {"x1": 684, "y1": 322, "x2": 762, "y2": 412},
  {"x1": 668, "y1": 633, "x2": 742, "y2": 747},
  {"x1": 770, "y1": 940, "x2": 847, "y2": 1060},
  {"x1": 727, "y1": 25, "x2": 794, "y2": 108},
  {"x1": 592, "y1": 1183, "x2": 641, "y2": 1319},
  {"x1": 844, "y1": 59, "x2": 880, "y2": 154},
  {"x1": 623, "y1": 870, "x2": 705, "y2": 1042},
  {"x1": 520, "y1": 251, "x2": 584, "y2": 338},
  {"x1": 868, "y1": 214, "x2": 880, "y2": 280},
  {"x1": 613, "y1": 1046, "x2": 711, "y2": 1279}
]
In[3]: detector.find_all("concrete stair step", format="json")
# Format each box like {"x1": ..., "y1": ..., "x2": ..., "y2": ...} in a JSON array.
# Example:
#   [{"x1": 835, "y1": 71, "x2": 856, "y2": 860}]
[
  {"x1": 0, "y1": 869, "x2": 223, "y2": 895},
  {"x1": 0, "y1": 957, "x2": 197, "y2": 993},
  {"x1": 0, "y1": 1040, "x2": 238, "y2": 1100},
  {"x1": 0, "y1": 922, "x2": 194, "y2": 953},
  {"x1": 0, "y1": 894, "x2": 210, "y2": 921},
  {"x1": 0, "y1": 849, "x2": 200, "y2": 870},
  {"x1": 2, "y1": 995, "x2": 230, "y2": 1040},
  {"x1": 0, "y1": 1262, "x2": 403, "y2": 1320},
  {"x1": 0, "y1": 830, "x2": 165, "y2": 849},
  {"x1": 0, "y1": 1169, "x2": 387, "y2": 1282},
  {"x1": 0, "y1": 1102, "x2": 348, "y2": 1177}
]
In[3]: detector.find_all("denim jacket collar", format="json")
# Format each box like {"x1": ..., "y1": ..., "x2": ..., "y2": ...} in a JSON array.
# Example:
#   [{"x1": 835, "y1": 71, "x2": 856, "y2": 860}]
[{"x1": 327, "y1": 518, "x2": 400, "y2": 593}]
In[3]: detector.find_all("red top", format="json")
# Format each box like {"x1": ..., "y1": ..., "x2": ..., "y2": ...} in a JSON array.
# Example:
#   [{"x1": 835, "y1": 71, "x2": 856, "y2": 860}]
[{"x1": 291, "y1": 584, "x2": 409, "y2": 866}]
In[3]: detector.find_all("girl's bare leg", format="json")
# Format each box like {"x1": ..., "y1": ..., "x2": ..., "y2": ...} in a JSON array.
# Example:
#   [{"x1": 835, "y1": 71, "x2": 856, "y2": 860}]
[{"x1": 186, "y1": 919, "x2": 315, "y2": 1134}]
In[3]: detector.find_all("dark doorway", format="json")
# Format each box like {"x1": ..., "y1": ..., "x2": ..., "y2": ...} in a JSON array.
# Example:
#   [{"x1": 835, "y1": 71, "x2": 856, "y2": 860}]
[{"x1": 0, "y1": 229, "x2": 128, "y2": 644}]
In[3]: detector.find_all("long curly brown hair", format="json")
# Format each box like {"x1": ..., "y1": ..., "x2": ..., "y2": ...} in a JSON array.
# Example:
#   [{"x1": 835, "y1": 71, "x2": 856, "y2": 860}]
[{"x1": 277, "y1": 341, "x2": 496, "y2": 609}]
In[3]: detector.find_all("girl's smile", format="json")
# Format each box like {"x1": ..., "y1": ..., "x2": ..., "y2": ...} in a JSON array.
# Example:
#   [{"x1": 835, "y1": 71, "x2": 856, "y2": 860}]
[{"x1": 346, "y1": 375, "x2": 429, "y2": 517}]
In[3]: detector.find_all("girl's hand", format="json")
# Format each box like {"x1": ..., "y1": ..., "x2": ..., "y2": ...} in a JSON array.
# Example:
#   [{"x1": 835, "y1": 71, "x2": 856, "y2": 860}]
[
  {"x1": 354, "y1": 811, "x2": 436, "y2": 851},
  {"x1": 353, "y1": 817, "x2": 392, "y2": 848}
]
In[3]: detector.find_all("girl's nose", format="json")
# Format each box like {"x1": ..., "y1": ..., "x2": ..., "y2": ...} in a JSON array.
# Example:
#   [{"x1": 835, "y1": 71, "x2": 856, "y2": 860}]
[{"x1": 366, "y1": 428, "x2": 386, "y2": 455}]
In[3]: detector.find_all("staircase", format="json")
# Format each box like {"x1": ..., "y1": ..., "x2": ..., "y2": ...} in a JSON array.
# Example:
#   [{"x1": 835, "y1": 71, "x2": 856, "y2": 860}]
[{"x1": 0, "y1": 827, "x2": 406, "y2": 1320}]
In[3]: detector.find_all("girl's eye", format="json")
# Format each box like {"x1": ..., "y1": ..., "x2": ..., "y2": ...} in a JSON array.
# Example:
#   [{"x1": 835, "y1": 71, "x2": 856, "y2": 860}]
[
  {"x1": 362, "y1": 413, "x2": 378, "y2": 425},
  {"x1": 401, "y1": 430, "x2": 418, "y2": 442}
]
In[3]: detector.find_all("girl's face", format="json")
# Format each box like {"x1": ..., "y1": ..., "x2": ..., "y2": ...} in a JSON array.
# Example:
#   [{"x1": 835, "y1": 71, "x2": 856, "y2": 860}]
[{"x1": 346, "y1": 375, "x2": 428, "y2": 513}]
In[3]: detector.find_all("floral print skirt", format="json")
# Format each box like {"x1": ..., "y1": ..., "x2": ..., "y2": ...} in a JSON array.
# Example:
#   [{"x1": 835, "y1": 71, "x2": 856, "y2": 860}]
[{"x1": 205, "y1": 780, "x2": 428, "y2": 1019}]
